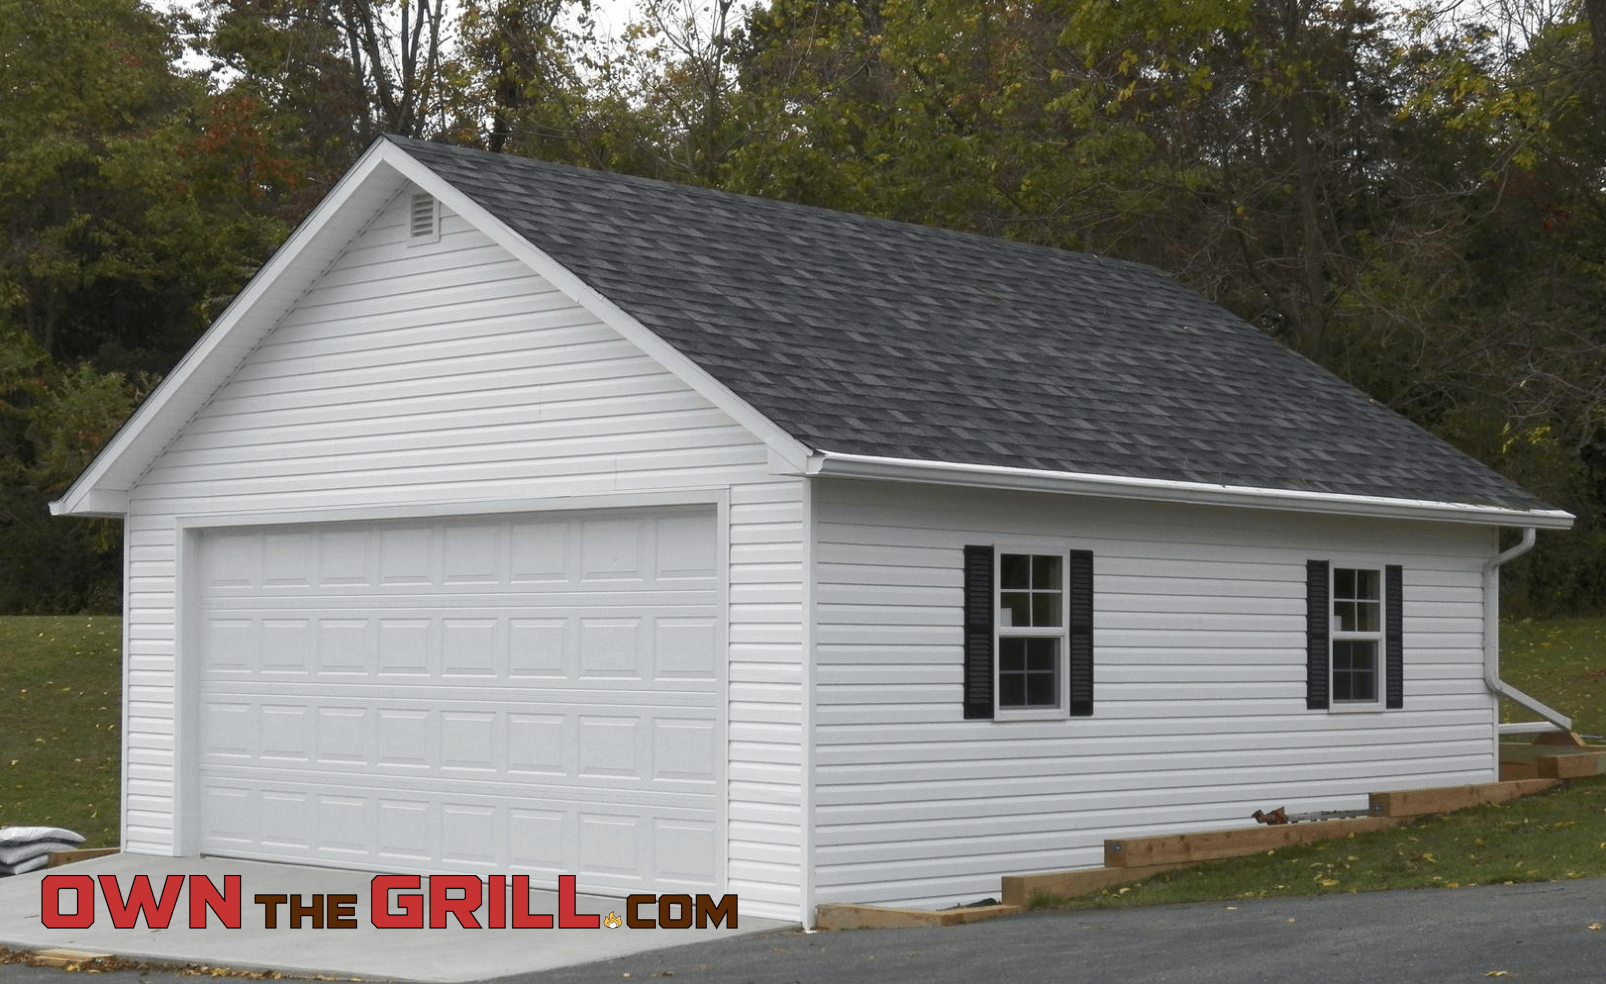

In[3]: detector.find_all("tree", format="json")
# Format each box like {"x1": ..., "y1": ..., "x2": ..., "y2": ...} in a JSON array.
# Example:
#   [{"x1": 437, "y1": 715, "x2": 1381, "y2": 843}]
[
  {"x1": 0, "y1": 326, "x2": 145, "y2": 612},
  {"x1": 0, "y1": 0, "x2": 293, "y2": 373},
  {"x1": 454, "y1": 0, "x2": 613, "y2": 161},
  {"x1": 1367, "y1": 1, "x2": 1606, "y2": 613},
  {"x1": 627, "y1": 0, "x2": 746, "y2": 183},
  {"x1": 0, "y1": 0, "x2": 292, "y2": 611},
  {"x1": 196, "y1": 0, "x2": 371, "y2": 198},
  {"x1": 198, "y1": 0, "x2": 456, "y2": 160}
]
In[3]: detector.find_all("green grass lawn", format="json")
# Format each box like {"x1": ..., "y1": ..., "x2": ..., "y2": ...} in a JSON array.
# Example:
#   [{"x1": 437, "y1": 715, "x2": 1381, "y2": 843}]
[
  {"x1": 0, "y1": 616, "x2": 121, "y2": 846},
  {"x1": 1500, "y1": 616, "x2": 1606, "y2": 739}
]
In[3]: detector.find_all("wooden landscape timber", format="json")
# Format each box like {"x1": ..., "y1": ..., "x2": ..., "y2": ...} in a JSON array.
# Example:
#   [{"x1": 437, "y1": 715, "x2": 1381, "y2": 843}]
[
  {"x1": 1500, "y1": 741, "x2": 1606, "y2": 780},
  {"x1": 1367, "y1": 778, "x2": 1562, "y2": 817},
  {"x1": 45, "y1": 848, "x2": 120, "y2": 868},
  {"x1": 1103, "y1": 816, "x2": 1414, "y2": 868},
  {"x1": 844, "y1": 776, "x2": 1586, "y2": 924},
  {"x1": 816, "y1": 902, "x2": 1025, "y2": 931}
]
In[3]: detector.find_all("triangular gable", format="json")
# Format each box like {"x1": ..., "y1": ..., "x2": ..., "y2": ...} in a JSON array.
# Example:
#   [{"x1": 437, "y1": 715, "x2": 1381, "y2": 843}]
[{"x1": 51, "y1": 139, "x2": 810, "y2": 518}]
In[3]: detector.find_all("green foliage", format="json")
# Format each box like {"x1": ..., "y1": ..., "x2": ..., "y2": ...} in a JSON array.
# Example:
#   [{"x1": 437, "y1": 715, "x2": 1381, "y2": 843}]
[
  {"x1": 0, "y1": 0, "x2": 287, "y2": 374},
  {"x1": 195, "y1": 0, "x2": 441, "y2": 177},
  {"x1": 0, "y1": 0, "x2": 298, "y2": 613},
  {"x1": 0, "y1": 615, "x2": 123, "y2": 847},
  {"x1": 0, "y1": 326, "x2": 143, "y2": 613},
  {"x1": 27, "y1": 362, "x2": 149, "y2": 497},
  {"x1": 452, "y1": 0, "x2": 623, "y2": 164}
]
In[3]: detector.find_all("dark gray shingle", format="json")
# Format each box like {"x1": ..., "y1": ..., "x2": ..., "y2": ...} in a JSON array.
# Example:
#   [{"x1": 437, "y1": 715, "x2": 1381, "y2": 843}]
[{"x1": 393, "y1": 136, "x2": 1551, "y2": 512}]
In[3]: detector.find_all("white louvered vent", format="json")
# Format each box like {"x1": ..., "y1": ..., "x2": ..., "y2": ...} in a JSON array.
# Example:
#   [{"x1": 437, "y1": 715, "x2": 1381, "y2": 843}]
[{"x1": 408, "y1": 192, "x2": 438, "y2": 240}]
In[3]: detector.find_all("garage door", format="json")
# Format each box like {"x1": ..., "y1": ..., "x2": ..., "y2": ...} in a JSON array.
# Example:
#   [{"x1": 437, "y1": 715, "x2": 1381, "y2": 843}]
[{"x1": 193, "y1": 506, "x2": 722, "y2": 894}]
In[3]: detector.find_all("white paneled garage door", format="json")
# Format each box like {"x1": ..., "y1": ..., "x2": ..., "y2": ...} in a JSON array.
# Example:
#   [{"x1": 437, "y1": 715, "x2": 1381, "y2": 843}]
[{"x1": 193, "y1": 506, "x2": 722, "y2": 894}]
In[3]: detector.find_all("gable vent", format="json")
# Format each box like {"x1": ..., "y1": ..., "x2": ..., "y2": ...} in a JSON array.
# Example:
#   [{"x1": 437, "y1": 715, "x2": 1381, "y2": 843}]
[{"x1": 408, "y1": 192, "x2": 438, "y2": 240}]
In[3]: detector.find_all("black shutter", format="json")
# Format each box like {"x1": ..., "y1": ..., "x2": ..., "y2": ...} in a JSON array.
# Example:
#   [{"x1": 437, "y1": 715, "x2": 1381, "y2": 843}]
[
  {"x1": 1067, "y1": 550, "x2": 1095, "y2": 717},
  {"x1": 1306, "y1": 560, "x2": 1330, "y2": 710},
  {"x1": 1385, "y1": 565, "x2": 1404, "y2": 709},
  {"x1": 962, "y1": 546, "x2": 995, "y2": 719}
]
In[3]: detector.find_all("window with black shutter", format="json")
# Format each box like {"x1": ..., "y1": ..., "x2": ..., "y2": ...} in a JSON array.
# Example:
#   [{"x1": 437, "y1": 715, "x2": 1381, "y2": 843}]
[
  {"x1": 1308, "y1": 560, "x2": 1402, "y2": 711},
  {"x1": 963, "y1": 546, "x2": 1094, "y2": 719}
]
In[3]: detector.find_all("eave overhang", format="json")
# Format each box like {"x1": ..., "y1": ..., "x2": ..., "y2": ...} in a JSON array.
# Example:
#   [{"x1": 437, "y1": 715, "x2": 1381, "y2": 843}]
[{"x1": 806, "y1": 451, "x2": 1576, "y2": 529}]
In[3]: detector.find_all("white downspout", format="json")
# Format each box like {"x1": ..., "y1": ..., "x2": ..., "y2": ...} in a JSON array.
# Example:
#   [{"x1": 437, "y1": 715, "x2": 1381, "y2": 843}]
[{"x1": 1483, "y1": 527, "x2": 1572, "y2": 732}]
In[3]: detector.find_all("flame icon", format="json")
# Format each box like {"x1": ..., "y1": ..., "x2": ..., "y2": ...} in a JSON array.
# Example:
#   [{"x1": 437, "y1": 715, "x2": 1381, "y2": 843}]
[{"x1": 604, "y1": 911, "x2": 622, "y2": 929}]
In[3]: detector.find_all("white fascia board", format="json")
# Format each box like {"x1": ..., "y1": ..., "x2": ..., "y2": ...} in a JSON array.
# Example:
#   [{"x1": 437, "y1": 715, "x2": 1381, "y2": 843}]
[
  {"x1": 47, "y1": 488, "x2": 128, "y2": 518},
  {"x1": 807, "y1": 451, "x2": 1577, "y2": 529},
  {"x1": 379, "y1": 145, "x2": 813, "y2": 475},
  {"x1": 50, "y1": 142, "x2": 409, "y2": 518}
]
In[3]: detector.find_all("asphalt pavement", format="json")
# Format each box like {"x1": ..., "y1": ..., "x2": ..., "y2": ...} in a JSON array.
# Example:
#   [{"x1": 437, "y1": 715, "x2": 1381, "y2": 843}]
[{"x1": 4, "y1": 878, "x2": 1603, "y2": 984}]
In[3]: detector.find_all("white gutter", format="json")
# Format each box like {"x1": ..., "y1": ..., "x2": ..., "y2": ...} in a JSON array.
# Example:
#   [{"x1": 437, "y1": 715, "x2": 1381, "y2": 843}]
[
  {"x1": 806, "y1": 452, "x2": 1576, "y2": 529},
  {"x1": 1482, "y1": 528, "x2": 1572, "y2": 733}
]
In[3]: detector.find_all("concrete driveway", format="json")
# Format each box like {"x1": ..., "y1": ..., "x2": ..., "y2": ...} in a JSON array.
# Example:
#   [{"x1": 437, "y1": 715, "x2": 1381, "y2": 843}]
[{"x1": 0, "y1": 855, "x2": 790, "y2": 981}]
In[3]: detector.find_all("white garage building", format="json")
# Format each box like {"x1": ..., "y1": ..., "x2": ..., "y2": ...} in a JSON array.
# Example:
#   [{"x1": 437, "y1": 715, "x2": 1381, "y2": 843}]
[{"x1": 54, "y1": 136, "x2": 1571, "y2": 925}]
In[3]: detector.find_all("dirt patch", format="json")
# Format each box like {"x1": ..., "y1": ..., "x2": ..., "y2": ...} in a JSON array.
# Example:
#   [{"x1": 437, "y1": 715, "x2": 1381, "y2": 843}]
[{"x1": 0, "y1": 947, "x2": 358, "y2": 980}]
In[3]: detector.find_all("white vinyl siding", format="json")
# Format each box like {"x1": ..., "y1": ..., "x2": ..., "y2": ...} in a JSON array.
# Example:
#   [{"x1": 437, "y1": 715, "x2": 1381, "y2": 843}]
[
  {"x1": 118, "y1": 189, "x2": 806, "y2": 921},
  {"x1": 725, "y1": 479, "x2": 807, "y2": 913},
  {"x1": 812, "y1": 480, "x2": 1496, "y2": 909}
]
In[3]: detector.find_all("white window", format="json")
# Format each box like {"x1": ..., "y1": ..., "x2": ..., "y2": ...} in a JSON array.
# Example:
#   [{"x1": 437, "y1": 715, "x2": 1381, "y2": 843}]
[
  {"x1": 996, "y1": 552, "x2": 1065, "y2": 713},
  {"x1": 964, "y1": 545, "x2": 1093, "y2": 720},
  {"x1": 1331, "y1": 566, "x2": 1382, "y2": 704}
]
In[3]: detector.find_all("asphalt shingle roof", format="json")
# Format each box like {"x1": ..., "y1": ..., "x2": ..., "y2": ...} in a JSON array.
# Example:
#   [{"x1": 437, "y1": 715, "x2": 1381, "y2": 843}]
[{"x1": 393, "y1": 136, "x2": 1551, "y2": 512}]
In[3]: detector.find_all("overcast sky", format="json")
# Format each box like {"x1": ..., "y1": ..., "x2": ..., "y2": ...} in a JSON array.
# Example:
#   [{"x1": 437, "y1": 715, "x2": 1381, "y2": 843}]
[{"x1": 152, "y1": 0, "x2": 741, "y2": 77}]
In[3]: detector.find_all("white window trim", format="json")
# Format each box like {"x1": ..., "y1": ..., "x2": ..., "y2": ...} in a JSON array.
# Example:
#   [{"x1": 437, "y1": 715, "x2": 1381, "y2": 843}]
[
  {"x1": 993, "y1": 547, "x2": 1070, "y2": 720},
  {"x1": 1328, "y1": 562, "x2": 1386, "y2": 713}
]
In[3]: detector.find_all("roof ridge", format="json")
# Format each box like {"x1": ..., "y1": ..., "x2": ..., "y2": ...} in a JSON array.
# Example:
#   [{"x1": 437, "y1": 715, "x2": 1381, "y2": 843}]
[{"x1": 385, "y1": 134, "x2": 1159, "y2": 281}]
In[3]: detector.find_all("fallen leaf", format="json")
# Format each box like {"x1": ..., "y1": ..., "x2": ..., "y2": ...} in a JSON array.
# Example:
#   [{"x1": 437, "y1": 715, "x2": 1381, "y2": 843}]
[
  {"x1": 1285, "y1": 918, "x2": 1296, "y2": 924},
  {"x1": 1589, "y1": 923, "x2": 1602, "y2": 931},
  {"x1": 1486, "y1": 972, "x2": 1508, "y2": 978}
]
